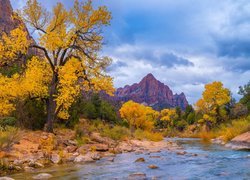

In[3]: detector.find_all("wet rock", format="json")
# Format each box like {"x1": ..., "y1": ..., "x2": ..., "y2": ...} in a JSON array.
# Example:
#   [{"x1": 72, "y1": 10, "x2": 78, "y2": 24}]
[
  {"x1": 149, "y1": 150, "x2": 161, "y2": 153},
  {"x1": 128, "y1": 172, "x2": 147, "y2": 180},
  {"x1": 135, "y1": 157, "x2": 145, "y2": 162},
  {"x1": 29, "y1": 162, "x2": 44, "y2": 168},
  {"x1": 226, "y1": 132, "x2": 250, "y2": 150},
  {"x1": 51, "y1": 153, "x2": 61, "y2": 164},
  {"x1": 32, "y1": 173, "x2": 53, "y2": 179},
  {"x1": 104, "y1": 157, "x2": 115, "y2": 162},
  {"x1": 74, "y1": 152, "x2": 99, "y2": 163},
  {"x1": 135, "y1": 151, "x2": 143, "y2": 155},
  {"x1": 91, "y1": 152, "x2": 101, "y2": 160},
  {"x1": 212, "y1": 137, "x2": 225, "y2": 145},
  {"x1": 176, "y1": 151, "x2": 187, "y2": 155},
  {"x1": 148, "y1": 164, "x2": 158, "y2": 169},
  {"x1": 149, "y1": 156, "x2": 161, "y2": 158},
  {"x1": 0, "y1": 177, "x2": 15, "y2": 180},
  {"x1": 24, "y1": 166, "x2": 35, "y2": 172}
]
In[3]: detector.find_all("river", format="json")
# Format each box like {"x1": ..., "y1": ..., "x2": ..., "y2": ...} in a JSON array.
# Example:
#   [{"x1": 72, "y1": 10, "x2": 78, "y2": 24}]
[{"x1": 10, "y1": 138, "x2": 250, "y2": 179}]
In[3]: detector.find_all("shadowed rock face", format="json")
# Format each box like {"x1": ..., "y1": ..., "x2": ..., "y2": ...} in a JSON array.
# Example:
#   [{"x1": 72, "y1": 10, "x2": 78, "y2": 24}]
[
  {"x1": 0, "y1": 0, "x2": 19, "y2": 33},
  {"x1": 0, "y1": 0, "x2": 40, "y2": 61},
  {"x1": 115, "y1": 73, "x2": 189, "y2": 110}
]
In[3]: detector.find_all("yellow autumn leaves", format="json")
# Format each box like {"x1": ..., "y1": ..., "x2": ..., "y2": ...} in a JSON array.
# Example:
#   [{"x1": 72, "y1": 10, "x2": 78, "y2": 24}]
[
  {"x1": 119, "y1": 100, "x2": 179, "y2": 131},
  {"x1": 0, "y1": 26, "x2": 30, "y2": 66},
  {"x1": 0, "y1": 57, "x2": 50, "y2": 116},
  {"x1": 195, "y1": 81, "x2": 230, "y2": 126}
]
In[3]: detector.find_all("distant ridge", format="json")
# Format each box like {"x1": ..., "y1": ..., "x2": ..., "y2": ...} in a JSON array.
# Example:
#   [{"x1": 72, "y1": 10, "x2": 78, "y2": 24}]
[{"x1": 115, "y1": 73, "x2": 189, "y2": 110}]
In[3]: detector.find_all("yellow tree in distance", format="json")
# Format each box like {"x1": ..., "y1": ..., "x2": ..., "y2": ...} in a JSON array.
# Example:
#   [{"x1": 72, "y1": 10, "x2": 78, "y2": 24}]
[
  {"x1": 0, "y1": 0, "x2": 114, "y2": 132},
  {"x1": 119, "y1": 100, "x2": 159, "y2": 132},
  {"x1": 196, "y1": 81, "x2": 230, "y2": 129}
]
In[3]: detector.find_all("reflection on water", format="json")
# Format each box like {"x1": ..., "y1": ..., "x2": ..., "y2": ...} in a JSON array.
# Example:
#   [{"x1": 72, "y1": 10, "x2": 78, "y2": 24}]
[{"x1": 11, "y1": 138, "x2": 250, "y2": 180}]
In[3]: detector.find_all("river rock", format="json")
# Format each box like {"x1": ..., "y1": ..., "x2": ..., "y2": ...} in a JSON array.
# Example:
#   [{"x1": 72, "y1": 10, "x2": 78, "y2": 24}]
[
  {"x1": 66, "y1": 146, "x2": 78, "y2": 153},
  {"x1": 74, "y1": 152, "x2": 100, "y2": 163},
  {"x1": 74, "y1": 155, "x2": 92, "y2": 163},
  {"x1": 212, "y1": 136, "x2": 225, "y2": 145},
  {"x1": 24, "y1": 166, "x2": 35, "y2": 172},
  {"x1": 225, "y1": 131, "x2": 250, "y2": 150},
  {"x1": 148, "y1": 164, "x2": 158, "y2": 169},
  {"x1": 116, "y1": 142, "x2": 133, "y2": 152},
  {"x1": 0, "y1": 177, "x2": 15, "y2": 180},
  {"x1": 28, "y1": 162, "x2": 44, "y2": 168},
  {"x1": 176, "y1": 151, "x2": 187, "y2": 155},
  {"x1": 128, "y1": 172, "x2": 147, "y2": 180},
  {"x1": 149, "y1": 156, "x2": 161, "y2": 158},
  {"x1": 51, "y1": 153, "x2": 61, "y2": 164},
  {"x1": 135, "y1": 158, "x2": 145, "y2": 162},
  {"x1": 32, "y1": 173, "x2": 53, "y2": 179}
]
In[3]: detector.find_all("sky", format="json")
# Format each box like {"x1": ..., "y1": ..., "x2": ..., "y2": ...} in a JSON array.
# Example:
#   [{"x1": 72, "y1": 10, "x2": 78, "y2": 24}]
[{"x1": 11, "y1": 0, "x2": 250, "y2": 104}]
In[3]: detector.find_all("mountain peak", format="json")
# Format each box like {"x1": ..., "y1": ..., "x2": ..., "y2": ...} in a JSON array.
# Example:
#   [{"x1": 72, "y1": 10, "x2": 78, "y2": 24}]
[
  {"x1": 115, "y1": 73, "x2": 189, "y2": 110},
  {"x1": 141, "y1": 73, "x2": 157, "y2": 82}
]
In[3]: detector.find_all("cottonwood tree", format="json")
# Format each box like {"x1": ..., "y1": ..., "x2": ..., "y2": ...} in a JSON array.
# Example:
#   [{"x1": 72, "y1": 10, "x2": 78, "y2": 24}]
[
  {"x1": 195, "y1": 81, "x2": 230, "y2": 129},
  {"x1": 119, "y1": 101, "x2": 159, "y2": 132},
  {"x1": 0, "y1": 0, "x2": 114, "y2": 132}
]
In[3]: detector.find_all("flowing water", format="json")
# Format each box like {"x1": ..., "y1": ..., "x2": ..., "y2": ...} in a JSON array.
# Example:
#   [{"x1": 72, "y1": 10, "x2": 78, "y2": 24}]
[{"x1": 10, "y1": 138, "x2": 250, "y2": 180}]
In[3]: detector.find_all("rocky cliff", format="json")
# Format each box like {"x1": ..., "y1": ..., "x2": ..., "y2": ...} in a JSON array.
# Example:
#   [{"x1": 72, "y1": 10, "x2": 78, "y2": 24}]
[
  {"x1": 0, "y1": 0, "x2": 38, "y2": 57},
  {"x1": 115, "y1": 73, "x2": 189, "y2": 110}
]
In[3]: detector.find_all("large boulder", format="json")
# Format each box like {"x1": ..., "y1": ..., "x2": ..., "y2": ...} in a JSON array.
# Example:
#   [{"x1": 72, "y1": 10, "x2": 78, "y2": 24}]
[{"x1": 226, "y1": 131, "x2": 250, "y2": 150}]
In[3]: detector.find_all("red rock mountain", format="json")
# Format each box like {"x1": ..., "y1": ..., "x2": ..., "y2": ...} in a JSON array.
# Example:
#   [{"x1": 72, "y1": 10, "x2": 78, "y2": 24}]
[
  {"x1": 115, "y1": 73, "x2": 189, "y2": 110},
  {"x1": 0, "y1": 0, "x2": 38, "y2": 57}
]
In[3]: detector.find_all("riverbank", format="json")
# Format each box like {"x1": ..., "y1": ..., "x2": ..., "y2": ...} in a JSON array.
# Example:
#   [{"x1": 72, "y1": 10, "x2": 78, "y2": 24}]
[
  {"x1": 7, "y1": 138, "x2": 250, "y2": 179},
  {"x1": 0, "y1": 128, "x2": 181, "y2": 176}
]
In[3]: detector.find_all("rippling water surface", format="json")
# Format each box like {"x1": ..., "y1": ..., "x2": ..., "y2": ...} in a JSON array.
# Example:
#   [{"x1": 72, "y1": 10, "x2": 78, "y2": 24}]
[{"x1": 11, "y1": 138, "x2": 250, "y2": 179}]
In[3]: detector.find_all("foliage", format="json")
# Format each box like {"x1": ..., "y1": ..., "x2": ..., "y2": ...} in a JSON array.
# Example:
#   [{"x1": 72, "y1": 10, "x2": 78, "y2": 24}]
[
  {"x1": 0, "y1": 127, "x2": 20, "y2": 150},
  {"x1": 238, "y1": 81, "x2": 250, "y2": 111},
  {"x1": 216, "y1": 117, "x2": 250, "y2": 142},
  {"x1": 119, "y1": 100, "x2": 159, "y2": 131},
  {"x1": 195, "y1": 81, "x2": 231, "y2": 128},
  {"x1": 0, "y1": 117, "x2": 16, "y2": 131},
  {"x1": 0, "y1": 57, "x2": 51, "y2": 117},
  {"x1": 14, "y1": 98, "x2": 47, "y2": 130},
  {"x1": 229, "y1": 103, "x2": 248, "y2": 119},
  {"x1": 101, "y1": 125, "x2": 130, "y2": 141},
  {"x1": 0, "y1": 0, "x2": 114, "y2": 132},
  {"x1": 134, "y1": 129, "x2": 163, "y2": 142}
]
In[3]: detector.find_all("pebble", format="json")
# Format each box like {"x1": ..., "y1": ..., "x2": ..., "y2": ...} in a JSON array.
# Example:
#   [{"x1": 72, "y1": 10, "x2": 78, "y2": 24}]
[
  {"x1": 148, "y1": 164, "x2": 158, "y2": 169},
  {"x1": 128, "y1": 172, "x2": 147, "y2": 180},
  {"x1": 135, "y1": 157, "x2": 145, "y2": 162}
]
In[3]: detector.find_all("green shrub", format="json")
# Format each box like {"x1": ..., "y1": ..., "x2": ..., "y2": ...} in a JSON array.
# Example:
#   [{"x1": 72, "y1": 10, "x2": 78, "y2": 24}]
[
  {"x1": 14, "y1": 98, "x2": 46, "y2": 130},
  {"x1": 101, "y1": 125, "x2": 130, "y2": 140},
  {"x1": 0, "y1": 117, "x2": 16, "y2": 131},
  {"x1": 0, "y1": 127, "x2": 20, "y2": 150}
]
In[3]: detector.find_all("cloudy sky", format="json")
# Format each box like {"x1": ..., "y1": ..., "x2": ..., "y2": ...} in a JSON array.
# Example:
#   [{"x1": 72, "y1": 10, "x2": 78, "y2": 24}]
[{"x1": 11, "y1": 0, "x2": 250, "y2": 104}]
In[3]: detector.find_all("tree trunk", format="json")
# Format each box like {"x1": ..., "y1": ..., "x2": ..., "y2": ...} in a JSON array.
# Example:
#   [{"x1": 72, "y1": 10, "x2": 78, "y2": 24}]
[{"x1": 45, "y1": 73, "x2": 57, "y2": 133}]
